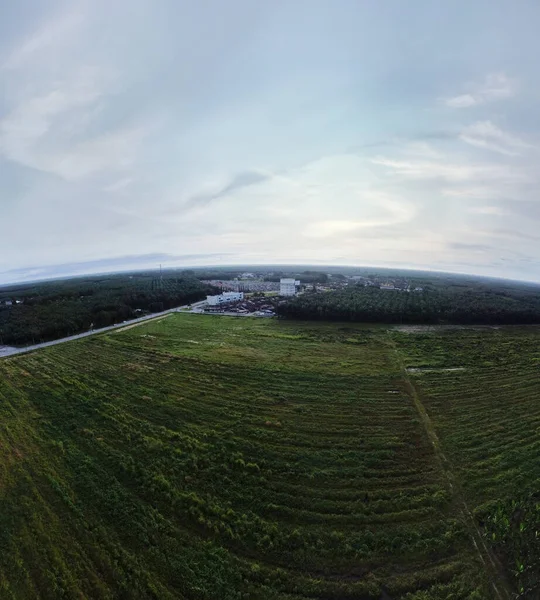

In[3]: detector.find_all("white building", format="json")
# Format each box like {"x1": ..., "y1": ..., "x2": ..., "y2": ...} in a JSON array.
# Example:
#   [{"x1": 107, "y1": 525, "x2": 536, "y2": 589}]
[
  {"x1": 206, "y1": 291, "x2": 244, "y2": 306},
  {"x1": 280, "y1": 278, "x2": 300, "y2": 296}
]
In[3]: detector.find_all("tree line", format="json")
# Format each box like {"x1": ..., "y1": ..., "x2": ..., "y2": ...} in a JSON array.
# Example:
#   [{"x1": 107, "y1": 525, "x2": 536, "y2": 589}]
[
  {"x1": 277, "y1": 285, "x2": 540, "y2": 325},
  {"x1": 0, "y1": 272, "x2": 216, "y2": 345}
]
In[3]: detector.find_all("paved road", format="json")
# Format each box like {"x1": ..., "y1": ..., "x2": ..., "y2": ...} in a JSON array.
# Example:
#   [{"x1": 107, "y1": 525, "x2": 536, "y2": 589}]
[{"x1": 0, "y1": 300, "x2": 207, "y2": 359}]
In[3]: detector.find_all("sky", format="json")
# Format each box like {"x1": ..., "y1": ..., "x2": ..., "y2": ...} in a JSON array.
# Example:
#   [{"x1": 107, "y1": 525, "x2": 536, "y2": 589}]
[{"x1": 1, "y1": 0, "x2": 540, "y2": 284}]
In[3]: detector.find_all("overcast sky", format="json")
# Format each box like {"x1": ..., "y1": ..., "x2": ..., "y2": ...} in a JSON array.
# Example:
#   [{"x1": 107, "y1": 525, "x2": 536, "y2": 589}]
[{"x1": 1, "y1": 1, "x2": 540, "y2": 284}]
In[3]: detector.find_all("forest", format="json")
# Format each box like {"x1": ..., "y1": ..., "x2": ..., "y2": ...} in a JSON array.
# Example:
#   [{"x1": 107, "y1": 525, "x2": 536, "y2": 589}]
[
  {"x1": 0, "y1": 271, "x2": 215, "y2": 345},
  {"x1": 278, "y1": 283, "x2": 540, "y2": 325}
]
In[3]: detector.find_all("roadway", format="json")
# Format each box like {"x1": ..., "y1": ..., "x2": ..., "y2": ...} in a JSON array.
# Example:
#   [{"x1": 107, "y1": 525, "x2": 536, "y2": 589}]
[{"x1": 0, "y1": 300, "x2": 208, "y2": 359}]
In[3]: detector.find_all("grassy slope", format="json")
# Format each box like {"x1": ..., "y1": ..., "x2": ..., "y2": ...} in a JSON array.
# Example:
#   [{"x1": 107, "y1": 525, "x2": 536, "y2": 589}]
[{"x1": 1, "y1": 315, "x2": 529, "y2": 598}]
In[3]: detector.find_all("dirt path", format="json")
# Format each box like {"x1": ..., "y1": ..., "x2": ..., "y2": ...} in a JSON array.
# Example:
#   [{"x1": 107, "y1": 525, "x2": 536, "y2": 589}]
[{"x1": 387, "y1": 334, "x2": 512, "y2": 600}]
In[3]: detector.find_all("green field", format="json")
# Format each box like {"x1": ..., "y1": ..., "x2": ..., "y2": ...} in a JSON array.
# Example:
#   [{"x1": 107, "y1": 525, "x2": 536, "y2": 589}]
[{"x1": 0, "y1": 314, "x2": 538, "y2": 599}]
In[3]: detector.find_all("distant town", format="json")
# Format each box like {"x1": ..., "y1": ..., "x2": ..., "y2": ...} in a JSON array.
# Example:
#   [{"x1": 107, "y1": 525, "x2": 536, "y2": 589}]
[
  {"x1": 198, "y1": 272, "x2": 423, "y2": 317},
  {"x1": 3, "y1": 266, "x2": 538, "y2": 349}
]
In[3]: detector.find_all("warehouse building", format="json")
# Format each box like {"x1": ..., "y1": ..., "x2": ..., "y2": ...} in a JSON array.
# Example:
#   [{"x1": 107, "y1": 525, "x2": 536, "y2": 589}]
[{"x1": 206, "y1": 291, "x2": 244, "y2": 306}]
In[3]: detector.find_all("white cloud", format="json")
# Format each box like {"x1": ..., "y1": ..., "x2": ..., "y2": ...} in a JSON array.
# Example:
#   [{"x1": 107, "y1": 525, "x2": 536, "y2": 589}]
[
  {"x1": 1, "y1": 7, "x2": 85, "y2": 70},
  {"x1": 0, "y1": 3, "x2": 152, "y2": 183},
  {"x1": 103, "y1": 177, "x2": 134, "y2": 192},
  {"x1": 468, "y1": 206, "x2": 507, "y2": 216},
  {"x1": 403, "y1": 141, "x2": 443, "y2": 159},
  {"x1": 52, "y1": 125, "x2": 149, "y2": 180},
  {"x1": 0, "y1": 70, "x2": 102, "y2": 160},
  {"x1": 480, "y1": 73, "x2": 516, "y2": 101},
  {"x1": 459, "y1": 120, "x2": 531, "y2": 156},
  {"x1": 303, "y1": 193, "x2": 414, "y2": 238},
  {"x1": 446, "y1": 94, "x2": 478, "y2": 108},
  {"x1": 0, "y1": 66, "x2": 151, "y2": 181},
  {"x1": 445, "y1": 73, "x2": 515, "y2": 108},
  {"x1": 372, "y1": 156, "x2": 512, "y2": 183},
  {"x1": 442, "y1": 186, "x2": 495, "y2": 198}
]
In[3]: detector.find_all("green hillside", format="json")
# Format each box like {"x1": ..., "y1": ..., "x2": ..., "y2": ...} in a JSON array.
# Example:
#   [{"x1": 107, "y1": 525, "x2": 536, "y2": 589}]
[{"x1": 0, "y1": 314, "x2": 538, "y2": 598}]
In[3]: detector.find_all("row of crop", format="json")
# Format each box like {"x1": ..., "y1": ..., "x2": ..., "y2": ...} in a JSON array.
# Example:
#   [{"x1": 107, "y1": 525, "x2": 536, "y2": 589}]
[
  {"x1": 17, "y1": 352, "x2": 457, "y2": 551},
  {"x1": 41, "y1": 360, "x2": 438, "y2": 496},
  {"x1": 0, "y1": 320, "x2": 493, "y2": 597},
  {"x1": 399, "y1": 329, "x2": 540, "y2": 597},
  {"x1": 17, "y1": 381, "x2": 434, "y2": 518},
  {"x1": 79, "y1": 401, "x2": 445, "y2": 528},
  {"x1": 29, "y1": 345, "x2": 441, "y2": 500},
  {"x1": 26, "y1": 385, "x2": 466, "y2": 580}
]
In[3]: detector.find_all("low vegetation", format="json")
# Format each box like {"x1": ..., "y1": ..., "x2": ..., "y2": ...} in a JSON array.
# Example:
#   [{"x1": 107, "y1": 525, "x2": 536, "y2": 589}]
[
  {"x1": 394, "y1": 327, "x2": 540, "y2": 597},
  {"x1": 3, "y1": 314, "x2": 539, "y2": 597}
]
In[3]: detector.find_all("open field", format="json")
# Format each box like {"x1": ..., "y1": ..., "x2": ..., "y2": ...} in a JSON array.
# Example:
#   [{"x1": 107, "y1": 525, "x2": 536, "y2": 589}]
[
  {"x1": 394, "y1": 327, "x2": 540, "y2": 596},
  {"x1": 0, "y1": 315, "x2": 538, "y2": 598}
]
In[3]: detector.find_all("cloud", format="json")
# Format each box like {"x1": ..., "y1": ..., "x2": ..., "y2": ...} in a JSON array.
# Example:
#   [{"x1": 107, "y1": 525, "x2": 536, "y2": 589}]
[
  {"x1": 1, "y1": 2, "x2": 540, "y2": 284},
  {"x1": 0, "y1": 69, "x2": 102, "y2": 150},
  {"x1": 500, "y1": 200, "x2": 540, "y2": 221},
  {"x1": 0, "y1": 2, "x2": 156, "y2": 184},
  {"x1": 445, "y1": 73, "x2": 515, "y2": 108},
  {"x1": 303, "y1": 192, "x2": 414, "y2": 238},
  {"x1": 1, "y1": 7, "x2": 85, "y2": 70},
  {"x1": 0, "y1": 69, "x2": 151, "y2": 180},
  {"x1": 459, "y1": 120, "x2": 531, "y2": 156},
  {"x1": 446, "y1": 94, "x2": 478, "y2": 108},
  {"x1": 371, "y1": 136, "x2": 531, "y2": 205},
  {"x1": 447, "y1": 242, "x2": 492, "y2": 252},
  {"x1": 0, "y1": 253, "x2": 232, "y2": 284},
  {"x1": 103, "y1": 177, "x2": 133, "y2": 192},
  {"x1": 479, "y1": 73, "x2": 516, "y2": 101},
  {"x1": 488, "y1": 228, "x2": 540, "y2": 242},
  {"x1": 184, "y1": 170, "x2": 272, "y2": 209},
  {"x1": 468, "y1": 206, "x2": 507, "y2": 216},
  {"x1": 442, "y1": 187, "x2": 496, "y2": 198},
  {"x1": 49, "y1": 124, "x2": 149, "y2": 180},
  {"x1": 372, "y1": 155, "x2": 513, "y2": 183}
]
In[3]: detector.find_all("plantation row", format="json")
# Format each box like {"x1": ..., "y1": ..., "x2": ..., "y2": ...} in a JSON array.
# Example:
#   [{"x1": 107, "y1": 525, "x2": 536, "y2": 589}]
[
  {"x1": 278, "y1": 286, "x2": 540, "y2": 325},
  {"x1": 0, "y1": 316, "x2": 490, "y2": 599},
  {"x1": 394, "y1": 326, "x2": 540, "y2": 597}
]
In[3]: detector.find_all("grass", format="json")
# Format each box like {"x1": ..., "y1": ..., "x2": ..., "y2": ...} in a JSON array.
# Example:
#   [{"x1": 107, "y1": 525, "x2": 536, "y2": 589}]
[
  {"x1": 392, "y1": 326, "x2": 540, "y2": 596},
  {"x1": 0, "y1": 315, "x2": 538, "y2": 598}
]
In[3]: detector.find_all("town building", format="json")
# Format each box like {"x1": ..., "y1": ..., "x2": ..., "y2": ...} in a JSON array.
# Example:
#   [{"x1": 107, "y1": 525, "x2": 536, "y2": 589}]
[
  {"x1": 206, "y1": 291, "x2": 244, "y2": 306},
  {"x1": 380, "y1": 283, "x2": 397, "y2": 291},
  {"x1": 280, "y1": 278, "x2": 300, "y2": 296},
  {"x1": 203, "y1": 280, "x2": 279, "y2": 293}
]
